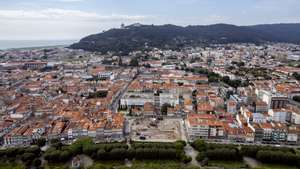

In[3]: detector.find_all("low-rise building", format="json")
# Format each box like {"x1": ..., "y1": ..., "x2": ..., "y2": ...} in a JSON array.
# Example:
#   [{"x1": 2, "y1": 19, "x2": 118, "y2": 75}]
[
  {"x1": 186, "y1": 114, "x2": 224, "y2": 141},
  {"x1": 271, "y1": 123, "x2": 287, "y2": 142}
]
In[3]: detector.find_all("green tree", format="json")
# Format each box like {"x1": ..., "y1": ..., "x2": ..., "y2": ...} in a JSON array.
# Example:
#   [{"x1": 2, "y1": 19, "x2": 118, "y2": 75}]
[
  {"x1": 126, "y1": 149, "x2": 136, "y2": 160},
  {"x1": 21, "y1": 153, "x2": 35, "y2": 163},
  {"x1": 50, "y1": 138, "x2": 62, "y2": 149},
  {"x1": 175, "y1": 140, "x2": 186, "y2": 150},
  {"x1": 161, "y1": 103, "x2": 171, "y2": 115},
  {"x1": 36, "y1": 138, "x2": 46, "y2": 147},
  {"x1": 97, "y1": 149, "x2": 107, "y2": 160},
  {"x1": 109, "y1": 148, "x2": 127, "y2": 160},
  {"x1": 59, "y1": 151, "x2": 72, "y2": 162},
  {"x1": 182, "y1": 155, "x2": 192, "y2": 164},
  {"x1": 237, "y1": 62, "x2": 245, "y2": 67},
  {"x1": 293, "y1": 72, "x2": 300, "y2": 80},
  {"x1": 129, "y1": 57, "x2": 139, "y2": 67},
  {"x1": 44, "y1": 149, "x2": 61, "y2": 162},
  {"x1": 191, "y1": 139, "x2": 207, "y2": 152},
  {"x1": 83, "y1": 144, "x2": 96, "y2": 156},
  {"x1": 256, "y1": 150, "x2": 299, "y2": 165},
  {"x1": 69, "y1": 137, "x2": 93, "y2": 155},
  {"x1": 240, "y1": 145, "x2": 260, "y2": 157},
  {"x1": 196, "y1": 152, "x2": 206, "y2": 162},
  {"x1": 25, "y1": 145, "x2": 41, "y2": 155},
  {"x1": 293, "y1": 96, "x2": 300, "y2": 103},
  {"x1": 33, "y1": 158, "x2": 42, "y2": 168},
  {"x1": 205, "y1": 148, "x2": 241, "y2": 161}
]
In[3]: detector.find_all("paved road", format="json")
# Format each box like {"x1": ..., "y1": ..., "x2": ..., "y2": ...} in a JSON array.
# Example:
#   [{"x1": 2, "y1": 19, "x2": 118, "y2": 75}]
[
  {"x1": 110, "y1": 79, "x2": 134, "y2": 113},
  {"x1": 110, "y1": 69, "x2": 138, "y2": 113}
]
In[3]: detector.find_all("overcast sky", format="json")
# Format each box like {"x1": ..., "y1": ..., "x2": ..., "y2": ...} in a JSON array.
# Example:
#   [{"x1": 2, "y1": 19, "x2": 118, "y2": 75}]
[{"x1": 1, "y1": 0, "x2": 300, "y2": 40}]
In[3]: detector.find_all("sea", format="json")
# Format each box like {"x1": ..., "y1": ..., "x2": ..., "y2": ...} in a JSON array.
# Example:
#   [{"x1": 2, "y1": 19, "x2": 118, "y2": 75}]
[{"x1": 0, "y1": 40, "x2": 78, "y2": 50}]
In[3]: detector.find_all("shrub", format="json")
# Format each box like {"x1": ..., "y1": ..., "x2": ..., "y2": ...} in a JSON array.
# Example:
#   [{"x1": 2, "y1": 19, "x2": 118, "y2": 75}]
[
  {"x1": 205, "y1": 148, "x2": 241, "y2": 161},
  {"x1": 196, "y1": 152, "x2": 206, "y2": 162},
  {"x1": 256, "y1": 150, "x2": 299, "y2": 165},
  {"x1": 191, "y1": 139, "x2": 207, "y2": 152},
  {"x1": 33, "y1": 158, "x2": 42, "y2": 167},
  {"x1": 182, "y1": 155, "x2": 192, "y2": 164},
  {"x1": 36, "y1": 138, "x2": 46, "y2": 147}
]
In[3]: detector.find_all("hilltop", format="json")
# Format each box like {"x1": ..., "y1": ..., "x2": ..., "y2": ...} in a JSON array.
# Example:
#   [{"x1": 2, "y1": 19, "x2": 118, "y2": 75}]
[{"x1": 70, "y1": 23, "x2": 300, "y2": 53}]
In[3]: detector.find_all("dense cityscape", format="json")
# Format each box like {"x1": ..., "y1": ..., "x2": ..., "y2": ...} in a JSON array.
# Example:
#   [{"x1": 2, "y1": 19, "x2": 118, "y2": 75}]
[
  {"x1": 2, "y1": 0, "x2": 300, "y2": 168},
  {"x1": 1, "y1": 41, "x2": 300, "y2": 168}
]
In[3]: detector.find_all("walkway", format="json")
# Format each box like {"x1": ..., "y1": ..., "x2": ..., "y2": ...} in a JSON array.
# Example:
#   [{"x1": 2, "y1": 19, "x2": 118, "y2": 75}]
[
  {"x1": 184, "y1": 144, "x2": 200, "y2": 167},
  {"x1": 243, "y1": 157, "x2": 261, "y2": 168}
]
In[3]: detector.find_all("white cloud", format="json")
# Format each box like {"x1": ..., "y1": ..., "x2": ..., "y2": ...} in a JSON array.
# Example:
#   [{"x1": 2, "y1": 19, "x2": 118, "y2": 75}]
[
  {"x1": 0, "y1": 8, "x2": 151, "y2": 40},
  {"x1": 0, "y1": 8, "x2": 149, "y2": 21}
]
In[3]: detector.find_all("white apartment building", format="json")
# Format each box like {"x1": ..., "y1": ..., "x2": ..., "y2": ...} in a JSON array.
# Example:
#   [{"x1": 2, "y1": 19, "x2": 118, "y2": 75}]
[
  {"x1": 268, "y1": 109, "x2": 291, "y2": 123},
  {"x1": 120, "y1": 92, "x2": 154, "y2": 108},
  {"x1": 291, "y1": 111, "x2": 300, "y2": 124}
]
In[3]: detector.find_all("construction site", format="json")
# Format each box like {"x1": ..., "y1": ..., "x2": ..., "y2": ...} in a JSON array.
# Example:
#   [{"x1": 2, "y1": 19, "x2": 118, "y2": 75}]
[{"x1": 130, "y1": 117, "x2": 184, "y2": 142}]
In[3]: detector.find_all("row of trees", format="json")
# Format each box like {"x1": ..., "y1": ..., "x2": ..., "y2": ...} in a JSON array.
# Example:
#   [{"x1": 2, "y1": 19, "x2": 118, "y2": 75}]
[
  {"x1": 188, "y1": 67, "x2": 249, "y2": 88},
  {"x1": 221, "y1": 76, "x2": 249, "y2": 88},
  {"x1": 205, "y1": 148, "x2": 241, "y2": 161},
  {"x1": 1, "y1": 138, "x2": 190, "y2": 167},
  {"x1": 191, "y1": 139, "x2": 236, "y2": 152},
  {"x1": 191, "y1": 140, "x2": 241, "y2": 162},
  {"x1": 240, "y1": 145, "x2": 299, "y2": 166},
  {"x1": 131, "y1": 141, "x2": 186, "y2": 150},
  {"x1": 192, "y1": 139, "x2": 300, "y2": 167},
  {"x1": 44, "y1": 138, "x2": 190, "y2": 164},
  {"x1": 129, "y1": 141, "x2": 188, "y2": 161},
  {"x1": 256, "y1": 150, "x2": 299, "y2": 165},
  {"x1": 234, "y1": 67, "x2": 271, "y2": 80},
  {"x1": 240, "y1": 145, "x2": 295, "y2": 158},
  {"x1": 44, "y1": 147, "x2": 73, "y2": 163},
  {"x1": 45, "y1": 137, "x2": 130, "y2": 163},
  {"x1": 0, "y1": 145, "x2": 42, "y2": 167}
]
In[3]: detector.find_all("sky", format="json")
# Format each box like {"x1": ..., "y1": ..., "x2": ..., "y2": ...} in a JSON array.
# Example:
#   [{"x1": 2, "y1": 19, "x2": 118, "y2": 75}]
[{"x1": 0, "y1": 0, "x2": 300, "y2": 40}]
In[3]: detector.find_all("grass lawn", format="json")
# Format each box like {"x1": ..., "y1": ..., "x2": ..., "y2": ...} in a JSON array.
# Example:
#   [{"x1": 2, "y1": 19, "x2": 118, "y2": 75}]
[
  {"x1": 44, "y1": 164, "x2": 70, "y2": 169},
  {"x1": 89, "y1": 160, "x2": 200, "y2": 169},
  {"x1": 0, "y1": 163, "x2": 25, "y2": 169},
  {"x1": 207, "y1": 160, "x2": 246, "y2": 169},
  {"x1": 133, "y1": 160, "x2": 199, "y2": 168},
  {"x1": 2, "y1": 159, "x2": 298, "y2": 169},
  {"x1": 253, "y1": 164, "x2": 299, "y2": 169}
]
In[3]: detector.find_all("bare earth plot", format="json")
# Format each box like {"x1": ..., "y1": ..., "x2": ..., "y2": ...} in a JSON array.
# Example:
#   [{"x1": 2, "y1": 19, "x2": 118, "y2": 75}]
[{"x1": 131, "y1": 118, "x2": 183, "y2": 142}]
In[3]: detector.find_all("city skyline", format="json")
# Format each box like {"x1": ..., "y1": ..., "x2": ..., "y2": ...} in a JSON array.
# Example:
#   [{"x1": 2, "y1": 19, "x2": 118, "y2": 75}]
[
  {"x1": 2, "y1": 1, "x2": 300, "y2": 168},
  {"x1": 1, "y1": 0, "x2": 300, "y2": 40}
]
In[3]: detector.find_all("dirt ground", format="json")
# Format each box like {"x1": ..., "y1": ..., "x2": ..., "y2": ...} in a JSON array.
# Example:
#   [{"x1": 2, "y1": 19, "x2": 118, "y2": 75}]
[{"x1": 131, "y1": 118, "x2": 183, "y2": 142}]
